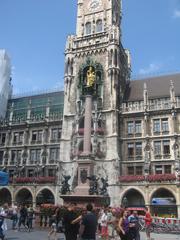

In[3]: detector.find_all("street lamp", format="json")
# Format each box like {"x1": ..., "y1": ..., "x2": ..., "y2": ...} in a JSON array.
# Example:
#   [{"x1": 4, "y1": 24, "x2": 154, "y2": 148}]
[{"x1": 122, "y1": 197, "x2": 128, "y2": 208}]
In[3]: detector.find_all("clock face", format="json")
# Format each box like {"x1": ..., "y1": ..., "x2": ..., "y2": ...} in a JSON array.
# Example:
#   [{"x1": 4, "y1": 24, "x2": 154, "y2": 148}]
[{"x1": 89, "y1": 0, "x2": 101, "y2": 11}]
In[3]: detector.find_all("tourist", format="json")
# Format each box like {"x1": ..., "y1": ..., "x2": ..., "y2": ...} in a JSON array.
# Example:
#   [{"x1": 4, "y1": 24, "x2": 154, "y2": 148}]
[
  {"x1": 54, "y1": 206, "x2": 64, "y2": 233},
  {"x1": 48, "y1": 215, "x2": 57, "y2": 240},
  {"x1": 0, "y1": 204, "x2": 8, "y2": 238},
  {"x1": 144, "y1": 207, "x2": 152, "y2": 240},
  {"x1": 118, "y1": 210, "x2": 130, "y2": 240},
  {"x1": 0, "y1": 215, "x2": 5, "y2": 240},
  {"x1": 11, "y1": 203, "x2": 18, "y2": 230},
  {"x1": 79, "y1": 203, "x2": 98, "y2": 240},
  {"x1": 107, "y1": 208, "x2": 118, "y2": 239},
  {"x1": 98, "y1": 206, "x2": 104, "y2": 235},
  {"x1": 27, "y1": 205, "x2": 34, "y2": 231},
  {"x1": 54, "y1": 206, "x2": 61, "y2": 227},
  {"x1": 63, "y1": 203, "x2": 79, "y2": 240},
  {"x1": 100, "y1": 208, "x2": 108, "y2": 240},
  {"x1": 18, "y1": 205, "x2": 28, "y2": 231},
  {"x1": 71, "y1": 208, "x2": 87, "y2": 225},
  {"x1": 128, "y1": 211, "x2": 140, "y2": 240}
]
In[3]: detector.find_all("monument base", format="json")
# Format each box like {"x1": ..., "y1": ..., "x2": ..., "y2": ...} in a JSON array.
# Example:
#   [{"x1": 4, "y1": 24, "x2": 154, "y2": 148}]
[{"x1": 60, "y1": 194, "x2": 110, "y2": 207}]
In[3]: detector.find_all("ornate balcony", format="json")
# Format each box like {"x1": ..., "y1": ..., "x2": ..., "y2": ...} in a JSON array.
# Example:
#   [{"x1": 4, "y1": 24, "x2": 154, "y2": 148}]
[
  {"x1": 11, "y1": 176, "x2": 56, "y2": 184},
  {"x1": 119, "y1": 174, "x2": 178, "y2": 183}
]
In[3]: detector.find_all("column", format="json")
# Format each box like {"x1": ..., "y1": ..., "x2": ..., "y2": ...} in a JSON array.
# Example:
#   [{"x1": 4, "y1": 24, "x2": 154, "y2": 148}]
[
  {"x1": 177, "y1": 187, "x2": 180, "y2": 218},
  {"x1": 177, "y1": 205, "x2": 180, "y2": 218},
  {"x1": 83, "y1": 95, "x2": 92, "y2": 155}
]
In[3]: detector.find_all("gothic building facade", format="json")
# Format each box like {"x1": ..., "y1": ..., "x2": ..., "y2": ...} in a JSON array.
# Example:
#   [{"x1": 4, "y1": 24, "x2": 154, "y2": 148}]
[{"x1": 0, "y1": 0, "x2": 180, "y2": 217}]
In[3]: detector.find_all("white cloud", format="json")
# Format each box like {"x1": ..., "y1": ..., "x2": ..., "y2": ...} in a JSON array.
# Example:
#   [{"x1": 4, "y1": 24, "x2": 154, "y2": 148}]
[
  {"x1": 173, "y1": 9, "x2": 180, "y2": 18},
  {"x1": 139, "y1": 62, "x2": 162, "y2": 75}
]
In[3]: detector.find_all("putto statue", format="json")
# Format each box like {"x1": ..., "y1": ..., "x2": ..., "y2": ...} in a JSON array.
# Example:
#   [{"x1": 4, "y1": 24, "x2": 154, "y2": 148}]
[
  {"x1": 87, "y1": 175, "x2": 99, "y2": 195},
  {"x1": 86, "y1": 66, "x2": 95, "y2": 87},
  {"x1": 60, "y1": 175, "x2": 71, "y2": 195},
  {"x1": 99, "y1": 177, "x2": 109, "y2": 196}
]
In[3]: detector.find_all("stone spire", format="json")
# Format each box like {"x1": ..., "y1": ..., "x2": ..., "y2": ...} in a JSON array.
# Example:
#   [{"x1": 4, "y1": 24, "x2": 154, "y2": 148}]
[
  {"x1": 143, "y1": 82, "x2": 148, "y2": 110},
  {"x1": 170, "y1": 80, "x2": 176, "y2": 107}
]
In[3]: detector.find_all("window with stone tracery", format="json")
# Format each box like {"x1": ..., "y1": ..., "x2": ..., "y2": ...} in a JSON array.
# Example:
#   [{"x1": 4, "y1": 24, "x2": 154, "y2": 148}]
[
  {"x1": 85, "y1": 22, "x2": 91, "y2": 35},
  {"x1": 96, "y1": 19, "x2": 103, "y2": 33}
]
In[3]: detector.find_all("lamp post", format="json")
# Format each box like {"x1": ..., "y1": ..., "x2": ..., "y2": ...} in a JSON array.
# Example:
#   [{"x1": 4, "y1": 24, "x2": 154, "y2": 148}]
[{"x1": 122, "y1": 196, "x2": 128, "y2": 208}]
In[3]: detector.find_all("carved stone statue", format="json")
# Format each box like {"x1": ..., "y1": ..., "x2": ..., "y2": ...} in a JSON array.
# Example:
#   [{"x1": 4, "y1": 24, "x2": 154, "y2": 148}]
[
  {"x1": 87, "y1": 175, "x2": 99, "y2": 195},
  {"x1": 99, "y1": 177, "x2": 109, "y2": 196},
  {"x1": 60, "y1": 175, "x2": 71, "y2": 195},
  {"x1": 86, "y1": 66, "x2": 95, "y2": 87}
]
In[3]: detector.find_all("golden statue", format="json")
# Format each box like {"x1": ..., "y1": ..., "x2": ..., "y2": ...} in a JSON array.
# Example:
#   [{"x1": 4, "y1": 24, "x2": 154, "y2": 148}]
[{"x1": 86, "y1": 66, "x2": 95, "y2": 87}]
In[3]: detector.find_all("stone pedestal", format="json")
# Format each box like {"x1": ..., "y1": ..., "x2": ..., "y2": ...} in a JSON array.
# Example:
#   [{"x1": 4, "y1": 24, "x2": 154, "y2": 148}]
[
  {"x1": 60, "y1": 153, "x2": 110, "y2": 206},
  {"x1": 73, "y1": 155, "x2": 94, "y2": 195},
  {"x1": 60, "y1": 195, "x2": 110, "y2": 207}
]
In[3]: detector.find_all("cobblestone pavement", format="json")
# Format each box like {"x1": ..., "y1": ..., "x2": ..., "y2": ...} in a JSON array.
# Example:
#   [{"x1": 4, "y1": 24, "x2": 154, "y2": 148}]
[{"x1": 4, "y1": 228, "x2": 180, "y2": 240}]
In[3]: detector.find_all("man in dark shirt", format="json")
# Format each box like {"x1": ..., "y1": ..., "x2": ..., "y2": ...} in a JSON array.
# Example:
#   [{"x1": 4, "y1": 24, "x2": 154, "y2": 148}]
[
  {"x1": 79, "y1": 203, "x2": 97, "y2": 240},
  {"x1": 128, "y1": 211, "x2": 140, "y2": 240},
  {"x1": 18, "y1": 205, "x2": 28, "y2": 231},
  {"x1": 63, "y1": 203, "x2": 79, "y2": 240}
]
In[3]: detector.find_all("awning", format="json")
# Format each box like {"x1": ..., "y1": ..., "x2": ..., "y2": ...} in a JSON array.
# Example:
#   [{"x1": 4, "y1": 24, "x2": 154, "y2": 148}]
[
  {"x1": 127, "y1": 207, "x2": 145, "y2": 211},
  {"x1": 0, "y1": 171, "x2": 9, "y2": 186}
]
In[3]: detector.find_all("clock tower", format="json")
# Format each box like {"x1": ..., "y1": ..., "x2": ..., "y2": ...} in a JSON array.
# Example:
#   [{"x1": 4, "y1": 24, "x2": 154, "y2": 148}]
[
  {"x1": 60, "y1": 0, "x2": 131, "y2": 205},
  {"x1": 76, "y1": 0, "x2": 122, "y2": 37}
]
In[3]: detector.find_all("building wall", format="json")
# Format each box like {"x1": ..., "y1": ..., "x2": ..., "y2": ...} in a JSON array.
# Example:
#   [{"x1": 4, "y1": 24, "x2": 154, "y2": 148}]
[{"x1": 0, "y1": 92, "x2": 64, "y2": 205}]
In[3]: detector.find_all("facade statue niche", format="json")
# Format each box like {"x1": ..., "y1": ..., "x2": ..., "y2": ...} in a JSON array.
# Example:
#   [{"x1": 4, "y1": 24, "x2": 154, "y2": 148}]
[{"x1": 78, "y1": 59, "x2": 103, "y2": 98}]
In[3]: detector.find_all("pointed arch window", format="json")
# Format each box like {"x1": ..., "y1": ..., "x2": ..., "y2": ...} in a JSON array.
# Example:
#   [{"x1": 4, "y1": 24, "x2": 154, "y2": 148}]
[
  {"x1": 85, "y1": 22, "x2": 91, "y2": 35},
  {"x1": 96, "y1": 19, "x2": 103, "y2": 33}
]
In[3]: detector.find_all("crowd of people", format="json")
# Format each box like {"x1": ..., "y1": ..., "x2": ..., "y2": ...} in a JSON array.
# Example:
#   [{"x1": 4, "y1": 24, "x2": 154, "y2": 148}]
[
  {"x1": 47, "y1": 203, "x2": 152, "y2": 240},
  {"x1": 0, "y1": 203, "x2": 34, "y2": 239},
  {"x1": 0, "y1": 202, "x2": 153, "y2": 240}
]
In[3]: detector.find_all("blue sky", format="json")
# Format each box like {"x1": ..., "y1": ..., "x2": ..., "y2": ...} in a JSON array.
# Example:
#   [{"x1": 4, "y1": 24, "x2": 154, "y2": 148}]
[{"x1": 0, "y1": 0, "x2": 179, "y2": 94}]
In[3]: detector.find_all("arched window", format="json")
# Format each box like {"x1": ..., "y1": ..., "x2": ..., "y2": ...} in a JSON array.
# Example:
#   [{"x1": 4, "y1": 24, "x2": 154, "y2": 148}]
[
  {"x1": 110, "y1": 49, "x2": 113, "y2": 66},
  {"x1": 85, "y1": 22, "x2": 91, "y2": 35},
  {"x1": 71, "y1": 58, "x2": 74, "y2": 75},
  {"x1": 96, "y1": 19, "x2": 103, "y2": 33}
]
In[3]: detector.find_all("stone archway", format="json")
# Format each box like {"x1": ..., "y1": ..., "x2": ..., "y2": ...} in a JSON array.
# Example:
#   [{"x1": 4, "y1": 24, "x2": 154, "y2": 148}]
[
  {"x1": 15, "y1": 188, "x2": 33, "y2": 205},
  {"x1": 121, "y1": 188, "x2": 145, "y2": 208},
  {"x1": 150, "y1": 188, "x2": 177, "y2": 217},
  {"x1": 36, "y1": 188, "x2": 55, "y2": 206},
  {"x1": 0, "y1": 188, "x2": 12, "y2": 205}
]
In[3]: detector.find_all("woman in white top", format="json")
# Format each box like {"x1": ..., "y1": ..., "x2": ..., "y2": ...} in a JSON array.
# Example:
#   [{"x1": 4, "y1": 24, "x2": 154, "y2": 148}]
[
  {"x1": 0, "y1": 204, "x2": 8, "y2": 237},
  {"x1": 100, "y1": 209, "x2": 108, "y2": 240}
]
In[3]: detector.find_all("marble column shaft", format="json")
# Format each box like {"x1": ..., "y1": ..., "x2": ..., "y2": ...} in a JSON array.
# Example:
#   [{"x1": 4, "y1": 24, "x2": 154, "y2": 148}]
[{"x1": 83, "y1": 95, "x2": 92, "y2": 154}]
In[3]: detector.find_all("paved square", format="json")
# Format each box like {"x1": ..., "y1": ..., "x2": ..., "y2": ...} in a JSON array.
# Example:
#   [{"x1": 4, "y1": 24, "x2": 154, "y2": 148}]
[{"x1": 4, "y1": 228, "x2": 180, "y2": 240}]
